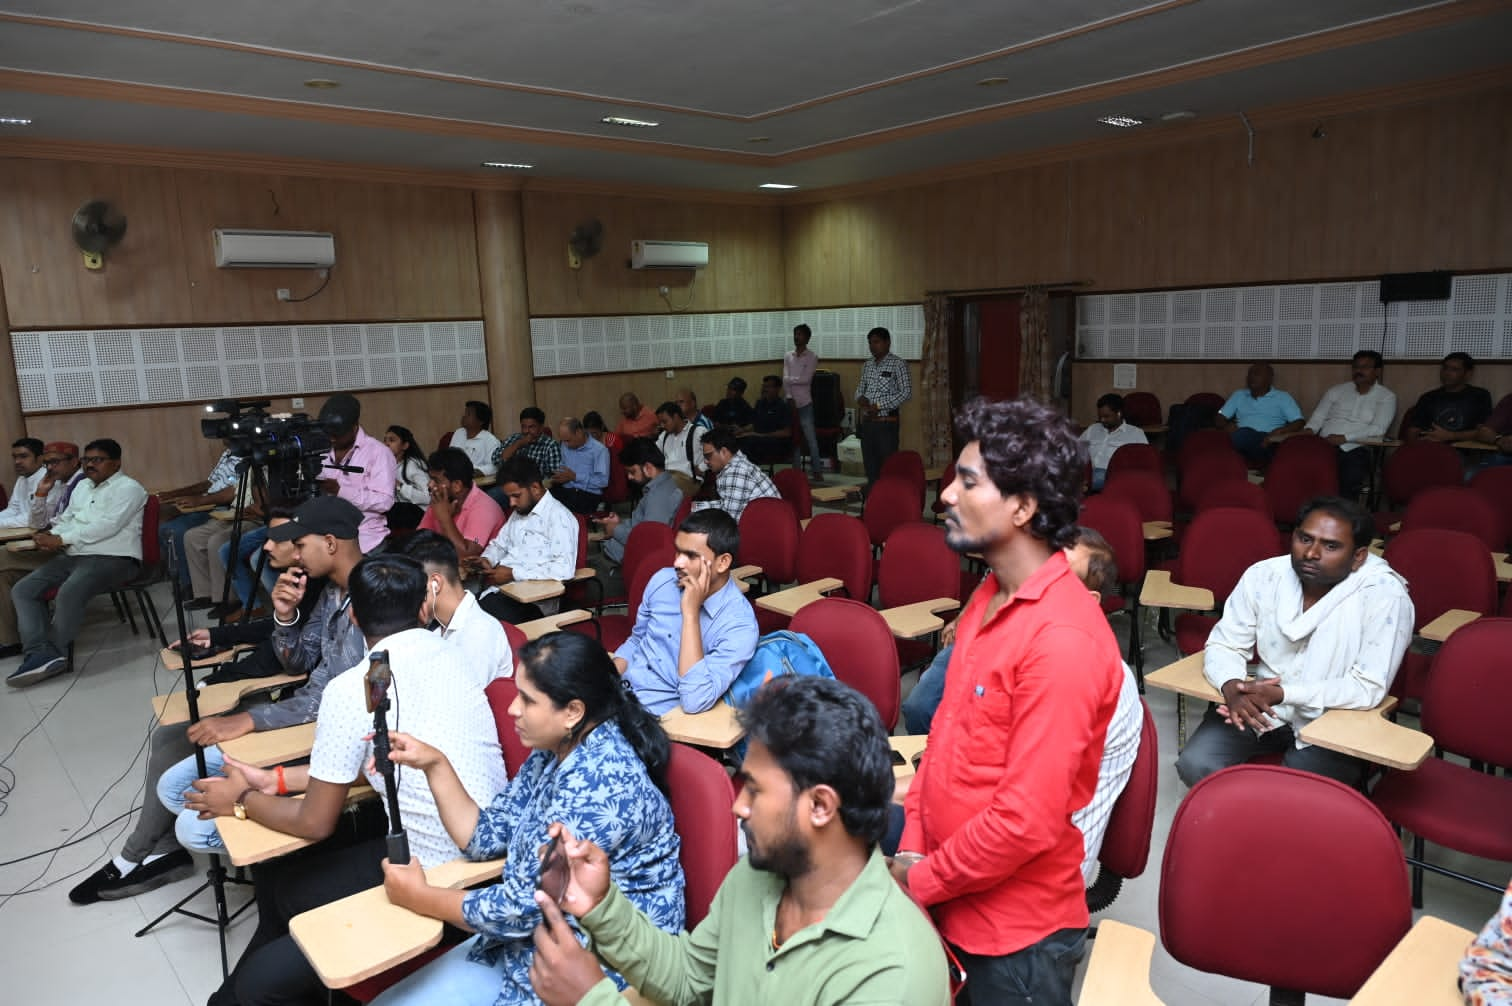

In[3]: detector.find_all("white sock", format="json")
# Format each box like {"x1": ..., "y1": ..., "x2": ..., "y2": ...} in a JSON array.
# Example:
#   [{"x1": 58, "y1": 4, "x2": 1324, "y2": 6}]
[
  {"x1": 141, "y1": 851, "x2": 170, "y2": 866},
  {"x1": 111, "y1": 855, "x2": 138, "y2": 874}
]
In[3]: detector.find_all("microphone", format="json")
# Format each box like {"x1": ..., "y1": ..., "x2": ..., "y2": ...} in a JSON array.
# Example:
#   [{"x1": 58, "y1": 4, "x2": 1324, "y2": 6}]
[{"x1": 364, "y1": 650, "x2": 410, "y2": 866}]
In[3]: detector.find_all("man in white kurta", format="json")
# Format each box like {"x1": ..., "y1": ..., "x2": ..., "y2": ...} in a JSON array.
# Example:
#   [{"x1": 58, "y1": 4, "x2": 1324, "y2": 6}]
[{"x1": 1175, "y1": 496, "x2": 1413, "y2": 788}]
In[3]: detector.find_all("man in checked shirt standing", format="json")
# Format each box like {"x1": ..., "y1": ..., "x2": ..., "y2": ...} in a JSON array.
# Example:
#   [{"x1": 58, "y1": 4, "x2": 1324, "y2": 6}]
[{"x1": 855, "y1": 326, "x2": 912, "y2": 486}]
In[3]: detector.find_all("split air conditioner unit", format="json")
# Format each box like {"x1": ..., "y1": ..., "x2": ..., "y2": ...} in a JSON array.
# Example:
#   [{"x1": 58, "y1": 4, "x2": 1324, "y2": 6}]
[
  {"x1": 630, "y1": 239, "x2": 708, "y2": 270},
  {"x1": 213, "y1": 229, "x2": 337, "y2": 269}
]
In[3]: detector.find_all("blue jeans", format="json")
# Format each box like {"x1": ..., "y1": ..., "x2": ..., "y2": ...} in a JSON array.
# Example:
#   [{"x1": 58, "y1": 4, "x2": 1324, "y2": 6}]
[
  {"x1": 370, "y1": 935, "x2": 510, "y2": 1006},
  {"x1": 902, "y1": 644, "x2": 953, "y2": 735},
  {"x1": 795, "y1": 403, "x2": 822, "y2": 474},
  {"x1": 218, "y1": 526, "x2": 270, "y2": 607},
  {"x1": 156, "y1": 746, "x2": 226, "y2": 851},
  {"x1": 159, "y1": 511, "x2": 211, "y2": 587}
]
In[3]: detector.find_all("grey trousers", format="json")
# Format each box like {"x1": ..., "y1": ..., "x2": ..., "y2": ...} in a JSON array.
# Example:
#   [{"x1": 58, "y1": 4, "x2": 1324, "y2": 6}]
[
  {"x1": 185, "y1": 518, "x2": 249, "y2": 601},
  {"x1": 13, "y1": 553, "x2": 139, "y2": 659},
  {"x1": 1175, "y1": 707, "x2": 1368, "y2": 788},
  {"x1": 122, "y1": 721, "x2": 201, "y2": 862}
]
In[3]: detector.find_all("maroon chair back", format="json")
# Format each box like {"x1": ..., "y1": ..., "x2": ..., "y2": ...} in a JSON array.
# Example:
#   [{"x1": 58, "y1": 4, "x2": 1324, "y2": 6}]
[
  {"x1": 737, "y1": 497, "x2": 800, "y2": 586},
  {"x1": 875, "y1": 523, "x2": 961, "y2": 611},
  {"x1": 1263, "y1": 450, "x2": 1339, "y2": 525},
  {"x1": 1184, "y1": 392, "x2": 1225, "y2": 413},
  {"x1": 1077, "y1": 496, "x2": 1145, "y2": 590},
  {"x1": 1273, "y1": 433, "x2": 1338, "y2": 467},
  {"x1": 1418, "y1": 618, "x2": 1512, "y2": 764},
  {"x1": 1120, "y1": 392, "x2": 1162, "y2": 428},
  {"x1": 1100, "y1": 470, "x2": 1172, "y2": 525},
  {"x1": 672, "y1": 495, "x2": 694, "y2": 529},
  {"x1": 1193, "y1": 479, "x2": 1267, "y2": 515},
  {"x1": 790, "y1": 598, "x2": 901, "y2": 730},
  {"x1": 1094, "y1": 700, "x2": 1158, "y2": 885},
  {"x1": 861, "y1": 478, "x2": 922, "y2": 551},
  {"x1": 1384, "y1": 529, "x2": 1498, "y2": 630},
  {"x1": 590, "y1": 555, "x2": 666, "y2": 652},
  {"x1": 1469, "y1": 465, "x2": 1512, "y2": 551},
  {"x1": 484, "y1": 676, "x2": 531, "y2": 777},
  {"x1": 795, "y1": 513, "x2": 873, "y2": 602},
  {"x1": 929, "y1": 461, "x2": 957, "y2": 518},
  {"x1": 1105, "y1": 443, "x2": 1163, "y2": 480},
  {"x1": 437, "y1": 430, "x2": 454, "y2": 452},
  {"x1": 1380, "y1": 440, "x2": 1462, "y2": 510},
  {"x1": 1177, "y1": 428, "x2": 1236, "y2": 468},
  {"x1": 1175, "y1": 450, "x2": 1249, "y2": 512},
  {"x1": 771, "y1": 467, "x2": 813, "y2": 521},
  {"x1": 1175, "y1": 507, "x2": 1282, "y2": 601},
  {"x1": 666, "y1": 743, "x2": 739, "y2": 928},
  {"x1": 878, "y1": 450, "x2": 926, "y2": 497},
  {"x1": 1400, "y1": 486, "x2": 1505, "y2": 552},
  {"x1": 1160, "y1": 765, "x2": 1412, "y2": 999},
  {"x1": 602, "y1": 453, "x2": 629, "y2": 505},
  {"x1": 500, "y1": 620, "x2": 527, "y2": 657},
  {"x1": 622, "y1": 521, "x2": 676, "y2": 583}
]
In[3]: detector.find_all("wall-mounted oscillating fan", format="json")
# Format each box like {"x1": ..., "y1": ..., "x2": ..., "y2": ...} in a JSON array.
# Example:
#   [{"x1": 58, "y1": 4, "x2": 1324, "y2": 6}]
[
  {"x1": 567, "y1": 219, "x2": 603, "y2": 271},
  {"x1": 72, "y1": 200, "x2": 128, "y2": 270}
]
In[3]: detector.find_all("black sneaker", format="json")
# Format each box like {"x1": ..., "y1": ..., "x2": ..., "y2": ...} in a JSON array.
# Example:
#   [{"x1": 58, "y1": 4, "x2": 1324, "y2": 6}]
[
  {"x1": 69, "y1": 850, "x2": 195, "y2": 904},
  {"x1": 183, "y1": 596, "x2": 215, "y2": 611}
]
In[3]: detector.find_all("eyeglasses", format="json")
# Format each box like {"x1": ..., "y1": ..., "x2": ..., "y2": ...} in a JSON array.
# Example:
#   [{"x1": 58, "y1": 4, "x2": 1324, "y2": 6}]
[{"x1": 81, "y1": 455, "x2": 110, "y2": 464}]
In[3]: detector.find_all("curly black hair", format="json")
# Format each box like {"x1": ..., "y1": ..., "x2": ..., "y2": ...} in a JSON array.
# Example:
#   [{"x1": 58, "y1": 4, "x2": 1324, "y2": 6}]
[{"x1": 954, "y1": 396, "x2": 1087, "y2": 550}]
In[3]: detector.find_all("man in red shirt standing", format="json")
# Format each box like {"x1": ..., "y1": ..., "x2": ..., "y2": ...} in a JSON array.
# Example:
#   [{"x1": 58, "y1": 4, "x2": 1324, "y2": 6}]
[{"x1": 891, "y1": 396, "x2": 1123, "y2": 1005}]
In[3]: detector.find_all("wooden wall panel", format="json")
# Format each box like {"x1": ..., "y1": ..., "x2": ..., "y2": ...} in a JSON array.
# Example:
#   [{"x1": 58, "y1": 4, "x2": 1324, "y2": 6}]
[
  {"x1": 1069, "y1": 362, "x2": 1512, "y2": 435},
  {"x1": 0, "y1": 159, "x2": 482, "y2": 328},
  {"x1": 784, "y1": 88, "x2": 1512, "y2": 306},
  {"x1": 522, "y1": 191, "x2": 784, "y2": 317},
  {"x1": 31, "y1": 384, "x2": 489, "y2": 494}
]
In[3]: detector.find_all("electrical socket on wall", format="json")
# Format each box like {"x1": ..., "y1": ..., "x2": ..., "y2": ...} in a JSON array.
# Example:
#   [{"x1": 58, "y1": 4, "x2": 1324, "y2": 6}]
[
  {"x1": 276, "y1": 288, "x2": 291, "y2": 301},
  {"x1": 291, "y1": 397, "x2": 305, "y2": 408}
]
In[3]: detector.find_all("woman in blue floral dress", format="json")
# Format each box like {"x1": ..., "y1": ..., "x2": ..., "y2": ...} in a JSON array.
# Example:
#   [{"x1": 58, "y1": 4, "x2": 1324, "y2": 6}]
[{"x1": 373, "y1": 632, "x2": 685, "y2": 1005}]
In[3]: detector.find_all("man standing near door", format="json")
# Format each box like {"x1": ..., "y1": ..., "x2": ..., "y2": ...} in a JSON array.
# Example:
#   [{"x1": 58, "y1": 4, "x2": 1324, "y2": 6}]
[{"x1": 855, "y1": 327, "x2": 912, "y2": 486}]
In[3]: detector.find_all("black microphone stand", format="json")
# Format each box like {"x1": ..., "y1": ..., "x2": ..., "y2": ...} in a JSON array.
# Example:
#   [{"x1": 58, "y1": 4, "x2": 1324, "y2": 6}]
[
  {"x1": 365, "y1": 650, "x2": 410, "y2": 866},
  {"x1": 135, "y1": 539, "x2": 255, "y2": 978}
]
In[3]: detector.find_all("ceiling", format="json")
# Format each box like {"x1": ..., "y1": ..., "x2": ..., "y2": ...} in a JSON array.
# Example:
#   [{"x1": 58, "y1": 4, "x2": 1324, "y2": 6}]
[{"x1": 0, "y1": 0, "x2": 1509, "y2": 194}]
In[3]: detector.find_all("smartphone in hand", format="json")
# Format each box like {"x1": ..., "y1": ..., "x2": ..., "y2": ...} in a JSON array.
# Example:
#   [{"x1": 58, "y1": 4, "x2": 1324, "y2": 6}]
[{"x1": 535, "y1": 835, "x2": 570, "y2": 905}]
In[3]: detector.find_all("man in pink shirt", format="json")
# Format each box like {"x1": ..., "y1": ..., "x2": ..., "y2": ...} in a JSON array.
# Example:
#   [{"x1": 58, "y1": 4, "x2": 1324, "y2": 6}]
[
  {"x1": 417, "y1": 447, "x2": 506, "y2": 559},
  {"x1": 317, "y1": 394, "x2": 396, "y2": 553},
  {"x1": 783, "y1": 323, "x2": 823, "y2": 481}
]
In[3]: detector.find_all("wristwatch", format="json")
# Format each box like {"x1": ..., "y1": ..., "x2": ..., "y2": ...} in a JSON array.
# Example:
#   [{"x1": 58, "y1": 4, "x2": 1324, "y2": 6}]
[{"x1": 232, "y1": 786, "x2": 257, "y2": 821}]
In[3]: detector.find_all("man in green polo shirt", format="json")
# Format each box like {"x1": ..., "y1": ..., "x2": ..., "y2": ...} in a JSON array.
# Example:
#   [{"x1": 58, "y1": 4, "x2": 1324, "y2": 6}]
[{"x1": 526, "y1": 676, "x2": 950, "y2": 1006}]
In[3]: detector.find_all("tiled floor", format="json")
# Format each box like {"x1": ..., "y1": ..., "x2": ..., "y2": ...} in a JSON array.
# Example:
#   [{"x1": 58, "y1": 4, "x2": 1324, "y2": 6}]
[{"x1": 0, "y1": 576, "x2": 1504, "y2": 1006}]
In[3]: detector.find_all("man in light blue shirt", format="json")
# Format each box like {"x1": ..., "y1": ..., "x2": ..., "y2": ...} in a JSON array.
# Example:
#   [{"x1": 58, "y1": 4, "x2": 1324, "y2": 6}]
[
  {"x1": 612, "y1": 509, "x2": 758, "y2": 715},
  {"x1": 1218, "y1": 362, "x2": 1304, "y2": 463},
  {"x1": 552, "y1": 417, "x2": 610, "y2": 515}
]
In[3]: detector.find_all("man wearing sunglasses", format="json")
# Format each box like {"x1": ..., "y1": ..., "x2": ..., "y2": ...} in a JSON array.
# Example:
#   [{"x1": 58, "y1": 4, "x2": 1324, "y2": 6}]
[
  {"x1": 0, "y1": 441, "x2": 85, "y2": 661},
  {"x1": 7, "y1": 439, "x2": 147, "y2": 686}
]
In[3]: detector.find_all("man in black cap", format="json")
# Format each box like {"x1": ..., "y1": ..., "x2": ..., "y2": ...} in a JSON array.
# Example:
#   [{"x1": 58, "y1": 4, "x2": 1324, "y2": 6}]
[
  {"x1": 68, "y1": 497, "x2": 368, "y2": 904},
  {"x1": 317, "y1": 393, "x2": 396, "y2": 553}
]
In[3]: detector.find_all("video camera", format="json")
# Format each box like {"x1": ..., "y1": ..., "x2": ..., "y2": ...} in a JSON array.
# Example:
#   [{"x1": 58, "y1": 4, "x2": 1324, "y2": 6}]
[{"x1": 201, "y1": 398, "x2": 338, "y2": 499}]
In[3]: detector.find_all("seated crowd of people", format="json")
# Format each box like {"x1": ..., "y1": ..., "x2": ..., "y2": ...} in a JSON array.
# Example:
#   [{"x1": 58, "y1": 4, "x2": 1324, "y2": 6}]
[{"x1": 5, "y1": 336, "x2": 1510, "y2": 1005}]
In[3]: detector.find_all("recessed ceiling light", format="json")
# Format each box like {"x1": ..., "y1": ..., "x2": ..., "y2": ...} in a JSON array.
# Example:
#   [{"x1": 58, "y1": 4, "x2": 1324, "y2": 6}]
[
  {"x1": 746, "y1": 136, "x2": 771, "y2": 144},
  {"x1": 0, "y1": 116, "x2": 33, "y2": 125},
  {"x1": 759, "y1": 183, "x2": 798, "y2": 190},
  {"x1": 976, "y1": 77, "x2": 1011, "y2": 87},
  {"x1": 601, "y1": 115, "x2": 660, "y2": 128},
  {"x1": 1096, "y1": 115, "x2": 1145, "y2": 128},
  {"x1": 303, "y1": 78, "x2": 340, "y2": 89},
  {"x1": 1160, "y1": 110, "x2": 1197, "y2": 122},
  {"x1": 481, "y1": 161, "x2": 534, "y2": 170}
]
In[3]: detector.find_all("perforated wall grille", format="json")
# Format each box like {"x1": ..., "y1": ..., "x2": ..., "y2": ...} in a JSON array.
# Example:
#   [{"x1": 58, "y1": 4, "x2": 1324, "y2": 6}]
[
  {"x1": 1077, "y1": 275, "x2": 1512, "y2": 360},
  {"x1": 12, "y1": 321, "x2": 487, "y2": 413},
  {"x1": 529, "y1": 304, "x2": 924, "y2": 378}
]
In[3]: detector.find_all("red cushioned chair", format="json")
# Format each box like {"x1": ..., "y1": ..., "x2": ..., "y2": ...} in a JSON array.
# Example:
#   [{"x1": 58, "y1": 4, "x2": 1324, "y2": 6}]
[
  {"x1": 759, "y1": 513, "x2": 873, "y2": 634},
  {"x1": 1376, "y1": 440, "x2": 1463, "y2": 526},
  {"x1": 666, "y1": 742, "x2": 740, "y2": 928},
  {"x1": 1105, "y1": 443, "x2": 1164, "y2": 480},
  {"x1": 1087, "y1": 700, "x2": 1158, "y2": 914},
  {"x1": 437, "y1": 431, "x2": 453, "y2": 452},
  {"x1": 1185, "y1": 392, "x2": 1225, "y2": 414},
  {"x1": 500, "y1": 620, "x2": 527, "y2": 658},
  {"x1": 1382, "y1": 528, "x2": 1499, "y2": 701},
  {"x1": 790, "y1": 597, "x2": 900, "y2": 730},
  {"x1": 1263, "y1": 446, "x2": 1339, "y2": 527},
  {"x1": 672, "y1": 494, "x2": 694, "y2": 529},
  {"x1": 1177, "y1": 428, "x2": 1236, "y2": 468},
  {"x1": 861, "y1": 477, "x2": 922, "y2": 555},
  {"x1": 737, "y1": 497, "x2": 800, "y2": 592},
  {"x1": 771, "y1": 467, "x2": 813, "y2": 521},
  {"x1": 112, "y1": 494, "x2": 170, "y2": 646},
  {"x1": 1100, "y1": 470, "x2": 1173, "y2": 526},
  {"x1": 1469, "y1": 465, "x2": 1512, "y2": 551},
  {"x1": 1398, "y1": 485, "x2": 1505, "y2": 552},
  {"x1": 1193, "y1": 479, "x2": 1268, "y2": 515},
  {"x1": 582, "y1": 552, "x2": 665, "y2": 653},
  {"x1": 874, "y1": 522, "x2": 962, "y2": 671},
  {"x1": 1168, "y1": 507, "x2": 1283, "y2": 658},
  {"x1": 600, "y1": 452, "x2": 629, "y2": 506},
  {"x1": 1078, "y1": 495, "x2": 1148, "y2": 682},
  {"x1": 1160, "y1": 765, "x2": 1412, "y2": 1004},
  {"x1": 1372, "y1": 617, "x2": 1512, "y2": 909},
  {"x1": 878, "y1": 450, "x2": 926, "y2": 502},
  {"x1": 928, "y1": 461, "x2": 956, "y2": 523},
  {"x1": 1120, "y1": 392, "x2": 1162, "y2": 429},
  {"x1": 1175, "y1": 449, "x2": 1249, "y2": 514}
]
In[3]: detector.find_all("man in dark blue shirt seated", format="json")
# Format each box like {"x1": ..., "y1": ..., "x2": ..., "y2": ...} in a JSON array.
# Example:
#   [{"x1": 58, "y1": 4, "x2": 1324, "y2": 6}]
[{"x1": 739, "y1": 375, "x2": 792, "y2": 466}]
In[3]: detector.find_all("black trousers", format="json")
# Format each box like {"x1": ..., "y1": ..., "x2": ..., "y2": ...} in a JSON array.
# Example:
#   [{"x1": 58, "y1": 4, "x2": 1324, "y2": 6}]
[
  {"x1": 551, "y1": 486, "x2": 604, "y2": 515},
  {"x1": 860, "y1": 418, "x2": 900, "y2": 484},
  {"x1": 953, "y1": 927, "x2": 1086, "y2": 1006},
  {"x1": 478, "y1": 590, "x2": 544, "y2": 625},
  {"x1": 209, "y1": 800, "x2": 387, "y2": 1006}
]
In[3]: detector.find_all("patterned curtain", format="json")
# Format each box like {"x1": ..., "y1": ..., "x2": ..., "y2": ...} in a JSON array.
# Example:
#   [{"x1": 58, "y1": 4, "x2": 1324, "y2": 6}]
[
  {"x1": 920, "y1": 295, "x2": 954, "y2": 469},
  {"x1": 1019, "y1": 286, "x2": 1052, "y2": 400}
]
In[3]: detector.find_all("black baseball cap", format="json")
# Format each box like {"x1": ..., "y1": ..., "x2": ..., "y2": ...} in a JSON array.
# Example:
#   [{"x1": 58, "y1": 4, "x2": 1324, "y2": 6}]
[{"x1": 266, "y1": 496, "x2": 362, "y2": 542}]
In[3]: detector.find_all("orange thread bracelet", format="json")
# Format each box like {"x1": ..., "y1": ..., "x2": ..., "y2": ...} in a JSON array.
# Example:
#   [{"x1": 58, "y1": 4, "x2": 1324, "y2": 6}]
[{"x1": 275, "y1": 764, "x2": 287, "y2": 796}]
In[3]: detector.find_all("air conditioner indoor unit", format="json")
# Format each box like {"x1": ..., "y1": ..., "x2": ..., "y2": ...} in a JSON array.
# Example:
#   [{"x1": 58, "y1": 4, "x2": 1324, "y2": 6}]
[
  {"x1": 630, "y1": 239, "x2": 708, "y2": 270},
  {"x1": 212, "y1": 229, "x2": 337, "y2": 269}
]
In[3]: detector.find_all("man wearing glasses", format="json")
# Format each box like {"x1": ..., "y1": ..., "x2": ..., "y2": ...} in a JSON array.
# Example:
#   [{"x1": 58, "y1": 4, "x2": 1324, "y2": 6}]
[
  {"x1": 0, "y1": 441, "x2": 84, "y2": 660},
  {"x1": 6, "y1": 439, "x2": 147, "y2": 685}
]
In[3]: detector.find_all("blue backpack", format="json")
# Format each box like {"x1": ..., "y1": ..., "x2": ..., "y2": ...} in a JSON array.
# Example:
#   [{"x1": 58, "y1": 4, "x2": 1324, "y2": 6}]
[{"x1": 723, "y1": 630, "x2": 835, "y2": 709}]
